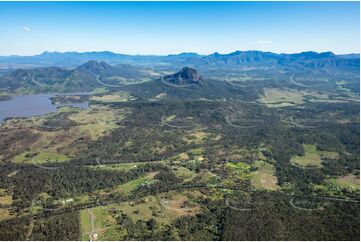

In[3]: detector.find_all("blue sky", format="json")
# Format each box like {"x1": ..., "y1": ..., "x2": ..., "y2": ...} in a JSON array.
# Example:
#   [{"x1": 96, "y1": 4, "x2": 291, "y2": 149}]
[{"x1": 0, "y1": 1, "x2": 359, "y2": 56}]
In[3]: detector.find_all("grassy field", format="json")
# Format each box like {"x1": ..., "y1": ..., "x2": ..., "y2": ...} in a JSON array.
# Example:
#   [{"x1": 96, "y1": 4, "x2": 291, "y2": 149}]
[
  {"x1": 0, "y1": 189, "x2": 12, "y2": 206},
  {"x1": 13, "y1": 151, "x2": 68, "y2": 164},
  {"x1": 183, "y1": 130, "x2": 209, "y2": 144},
  {"x1": 78, "y1": 191, "x2": 201, "y2": 240},
  {"x1": 291, "y1": 144, "x2": 321, "y2": 167},
  {"x1": 91, "y1": 92, "x2": 135, "y2": 103},
  {"x1": 80, "y1": 210, "x2": 92, "y2": 238},
  {"x1": 173, "y1": 166, "x2": 197, "y2": 182},
  {"x1": 98, "y1": 226, "x2": 127, "y2": 241},
  {"x1": 92, "y1": 87, "x2": 108, "y2": 94},
  {"x1": 334, "y1": 174, "x2": 359, "y2": 191},
  {"x1": 259, "y1": 88, "x2": 305, "y2": 107},
  {"x1": 251, "y1": 160, "x2": 279, "y2": 190},
  {"x1": 108, "y1": 192, "x2": 200, "y2": 225},
  {"x1": 149, "y1": 92, "x2": 167, "y2": 101},
  {"x1": 88, "y1": 162, "x2": 158, "y2": 172},
  {"x1": 259, "y1": 88, "x2": 339, "y2": 107},
  {"x1": 0, "y1": 189, "x2": 14, "y2": 221},
  {"x1": 115, "y1": 173, "x2": 158, "y2": 194},
  {"x1": 3, "y1": 106, "x2": 127, "y2": 164},
  {"x1": 80, "y1": 206, "x2": 116, "y2": 241},
  {"x1": 0, "y1": 209, "x2": 13, "y2": 222},
  {"x1": 68, "y1": 106, "x2": 123, "y2": 140},
  {"x1": 226, "y1": 162, "x2": 251, "y2": 175},
  {"x1": 291, "y1": 144, "x2": 338, "y2": 168}
]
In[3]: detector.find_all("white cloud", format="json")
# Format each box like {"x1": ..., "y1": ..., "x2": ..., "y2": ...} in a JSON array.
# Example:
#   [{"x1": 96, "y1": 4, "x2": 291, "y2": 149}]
[
  {"x1": 256, "y1": 40, "x2": 272, "y2": 44},
  {"x1": 22, "y1": 27, "x2": 31, "y2": 32}
]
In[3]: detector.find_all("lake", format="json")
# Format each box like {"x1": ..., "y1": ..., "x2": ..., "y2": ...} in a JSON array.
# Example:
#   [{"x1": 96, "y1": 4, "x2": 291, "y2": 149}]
[{"x1": 0, "y1": 94, "x2": 89, "y2": 122}]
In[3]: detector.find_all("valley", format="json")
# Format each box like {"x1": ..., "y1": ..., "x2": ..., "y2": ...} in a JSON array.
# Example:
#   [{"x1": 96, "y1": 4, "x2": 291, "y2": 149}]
[{"x1": 0, "y1": 50, "x2": 359, "y2": 241}]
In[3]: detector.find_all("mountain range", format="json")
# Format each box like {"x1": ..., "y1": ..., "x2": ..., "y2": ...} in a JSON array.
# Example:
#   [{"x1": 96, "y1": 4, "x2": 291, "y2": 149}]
[
  {"x1": 0, "y1": 60, "x2": 161, "y2": 93},
  {"x1": 0, "y1": 50, "x2": 358, "y2": 70},
  {"x1": 0, "y1": 50, "x2": 359, "y2": 95}
]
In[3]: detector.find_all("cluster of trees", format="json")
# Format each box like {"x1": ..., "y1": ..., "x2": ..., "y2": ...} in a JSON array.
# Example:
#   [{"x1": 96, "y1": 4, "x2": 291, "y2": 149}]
[
  {"x1": 31, "y1": 212, "x2": 80, "y2": 240},
  {"x1": 133, "y1": 169, "x2": 181, "y2": 197},
  {"x1": 115, "y1": 213, "x2": 179, "y2": 240},
  {"x1": 0, "y1": 216, "x2": 31, "y2": 240},
  {"x1": 0, "y1": 212, "x2": 79, "y2": 241},
  {"x1": 0, "y1": 162, "x2": 170, "y2": 208}
]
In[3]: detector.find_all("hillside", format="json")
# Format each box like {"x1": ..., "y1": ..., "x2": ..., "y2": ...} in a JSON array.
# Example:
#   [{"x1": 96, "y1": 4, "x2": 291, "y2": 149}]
[{"x1": 0, "y1": 61, "x2": 161, "y2": 93}]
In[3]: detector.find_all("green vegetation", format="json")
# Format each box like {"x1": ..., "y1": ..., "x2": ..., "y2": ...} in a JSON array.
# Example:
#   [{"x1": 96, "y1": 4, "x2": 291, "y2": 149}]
[
  {"x1": 291, "y1": 144, "x2": 338, "y2": 168},
  {"x1": 13, "y1": 151, "x2": 68, "y2": 164},
  {"x1": 259, "y1": 88, "x2": 305, "y2": 107},
  {"x1": 291, "y1": 144, "x2": 322, "y2": 167},
  {"x1": 173, "y1": 167, "x2": 196, "y2": 181},
  {"x1": 333, "y1": 174, "x2": 360, "y2": 191},
  {"x1": 225, "y1": 162, "x2": 252, "y2": 184},
  {"x1": 80, "y1": 210, "x2": 92, "y2": 238},
  {"x1": 92, "y1": 87, "x2": 108, "y2": 94},
  {"x1": 116, "y1": 174, "x2": 157, "y2": 194},
  {"x1": 89, "y1": 162, "x2": 148, "y2": 172},
  {"x1": 91, "y1": 91, "x2": 135, "y2": 103},
  {"x1": 251, "y1": 160, "x2": 279, "y2": 190}
]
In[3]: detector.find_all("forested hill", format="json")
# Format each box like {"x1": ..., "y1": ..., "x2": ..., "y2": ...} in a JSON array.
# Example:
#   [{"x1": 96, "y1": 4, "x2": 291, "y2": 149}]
[{"x1": 0, "y1": 60, "x2": 161, "y2": 93}]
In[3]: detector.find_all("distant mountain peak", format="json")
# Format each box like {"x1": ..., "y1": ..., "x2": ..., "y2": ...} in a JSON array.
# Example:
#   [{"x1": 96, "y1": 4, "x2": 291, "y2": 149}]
[{"x1": 162, "y1": 67, "x2": 201, "y2": 86}]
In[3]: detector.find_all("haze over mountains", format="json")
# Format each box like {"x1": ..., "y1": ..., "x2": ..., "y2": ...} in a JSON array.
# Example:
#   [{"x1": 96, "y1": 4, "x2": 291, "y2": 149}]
[
  {"x1": 0, "y1": 50, "x2": 359, "y2": 95},
  {"x1": 0, "y1": 50, "x2": 359, "y2": 70}
]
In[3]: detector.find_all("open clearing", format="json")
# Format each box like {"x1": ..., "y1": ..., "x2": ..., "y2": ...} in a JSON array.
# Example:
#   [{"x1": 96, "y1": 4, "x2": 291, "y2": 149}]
[
  {"x1": 173, "y1": 166, "x2": 197, "y2": 182},
  {"x1": 226, "y1": 162, "x2": 251, "y2": 179},
  {"x1": 160, "y1": 195, "x2": 200, "y2": 217},
  {"x1": 91, "y1": 92, "x2": 135, "y2": 103},
  {"x1": 0, "y1": 209, "x2": 13, "y2": 222},
  {"x1": 259, "y1": 88, "x2": 305, "y2": 107},
  {"x1": 251, "y1": 160, "x2": 279, "y2": 190},
  {"x1": 115, "y1": 172, "x2": 158, "y2": 194},
  {"x1": 334, "y1": 174, "x2": 359, "y2": 191},
  {"x1": 259, "y1": 88, "x2": 336, "y2": 107},
  {"x1": 6, "y1": 106, "x2": 127, "y2": 163},
  {"x1": 110, "y1": 193, "x2": 200, "y2": 225},
  {"x1": 79, "y1": 192, "x2": 201, "y2": 240},
  {"x1": 89, "y1": 162, "x2": 154, "y2": 172},
  {"x1": 80, "y1": 206, "x2": 115, "y2": 241},
  {"x1": 13, "y1": 151, "x2": 68, "y2": 164},
  {"x1": 291, "y1": 144, "x2": 338, "y2": 168}
]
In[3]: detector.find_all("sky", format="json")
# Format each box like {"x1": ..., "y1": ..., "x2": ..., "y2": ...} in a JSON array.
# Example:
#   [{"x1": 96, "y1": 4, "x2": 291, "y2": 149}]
[{"x1": 0, "y1": 1, "x2": 359, "y2": 56}]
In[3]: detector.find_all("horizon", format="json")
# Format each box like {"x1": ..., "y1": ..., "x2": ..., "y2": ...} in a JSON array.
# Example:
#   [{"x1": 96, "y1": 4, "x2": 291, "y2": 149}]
[
  {"x1": 1, "y1": 49, "x2": 360, "y2": 58},
  {"x1": 0, "y1": 1, "x2": 359, "y2": 56}
]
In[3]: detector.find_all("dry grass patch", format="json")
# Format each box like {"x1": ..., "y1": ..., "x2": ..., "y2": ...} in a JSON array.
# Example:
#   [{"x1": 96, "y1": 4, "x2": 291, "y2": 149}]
[
  {"x1": 0, "y1": 208, "x2": 14, "y2": 222},
  {"x1": 334, "y1": 174, "x2": 359, "y2": 191},
  {"x1": 0, "y1": 189, "x2": 12, "y2": 206},
  {"x1": 5, "y1": 106, "x2": 128, "y2": 163},
  {"x1": 183, "y1": 130, "x2": 209, "y2": 144},
  {"x1": 251, "y1": 160, "x2": 279, "y2": 190},
  {"x1": 161, "y1": 195, "x2": 200, "y2": 217}
]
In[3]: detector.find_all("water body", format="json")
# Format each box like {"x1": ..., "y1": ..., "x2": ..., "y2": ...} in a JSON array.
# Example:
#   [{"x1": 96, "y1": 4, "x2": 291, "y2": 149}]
[{"x1": 0, "y1": 94, "x2": 89, "y2": 122}]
